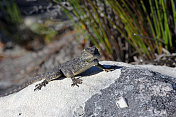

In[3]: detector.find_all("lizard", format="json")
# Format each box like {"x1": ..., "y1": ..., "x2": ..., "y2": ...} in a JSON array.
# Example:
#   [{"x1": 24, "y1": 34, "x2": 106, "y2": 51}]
[{"x1": 1, "y1": 46, "x2": 114, "y2": 96}]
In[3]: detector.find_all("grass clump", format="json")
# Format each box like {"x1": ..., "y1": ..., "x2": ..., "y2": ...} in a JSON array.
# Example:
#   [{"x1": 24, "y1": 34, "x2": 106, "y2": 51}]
[{"x1": 55, "y1": 0, "x2": 176, "y2": 62}]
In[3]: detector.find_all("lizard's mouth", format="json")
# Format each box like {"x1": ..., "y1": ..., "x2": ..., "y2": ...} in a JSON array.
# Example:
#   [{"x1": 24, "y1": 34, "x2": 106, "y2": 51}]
[
  {"x1": 94, "y1": 49, "x2": 101, "y2": 58},
  {"x1": 95, "y1": 53, "x2": 101, "y2": 58}
]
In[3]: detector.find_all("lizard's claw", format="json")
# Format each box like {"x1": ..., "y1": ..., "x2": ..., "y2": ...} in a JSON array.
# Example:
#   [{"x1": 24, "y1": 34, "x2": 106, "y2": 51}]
[
  {"x1": 34, "y1": 84, "x2": 42, "y2": 91},
  {"x1": 34, "y1": 80, "x2": 48, "y2": 91},
  {"x1": 71, "y1": 78, "x2": 82, "y2": 87}
]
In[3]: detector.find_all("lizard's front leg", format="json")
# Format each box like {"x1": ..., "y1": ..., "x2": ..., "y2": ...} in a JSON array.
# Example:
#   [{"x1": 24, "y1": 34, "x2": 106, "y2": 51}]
[
  {"x1": 71, "y1": 77, "x2": 82, "y2": 87},
  {"x1": 63, "y1": 70, "x2": 83, "y2": 87}
]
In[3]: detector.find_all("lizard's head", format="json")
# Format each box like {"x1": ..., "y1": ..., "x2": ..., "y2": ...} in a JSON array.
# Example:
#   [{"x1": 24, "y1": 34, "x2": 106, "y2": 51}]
[{"x1": 81, "y1": 46, "x2": 100, "y2": 61}]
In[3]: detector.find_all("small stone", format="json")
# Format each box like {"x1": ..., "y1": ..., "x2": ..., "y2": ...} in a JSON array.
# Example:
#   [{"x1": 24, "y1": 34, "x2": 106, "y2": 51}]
[{"x1": 116, "y1": 97, "x2": 128, "y2": 108}]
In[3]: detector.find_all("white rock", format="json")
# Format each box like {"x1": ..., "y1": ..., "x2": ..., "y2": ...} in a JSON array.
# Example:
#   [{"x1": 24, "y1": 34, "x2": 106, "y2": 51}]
[{"x1": 0, "y1": 61, "x2": 175, "y2": 117}]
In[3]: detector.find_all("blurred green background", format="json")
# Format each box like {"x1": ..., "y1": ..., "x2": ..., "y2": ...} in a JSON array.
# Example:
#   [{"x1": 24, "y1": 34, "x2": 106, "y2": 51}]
[{"x1": 1, "y1": 0, "x2": 176, "y2": 64}]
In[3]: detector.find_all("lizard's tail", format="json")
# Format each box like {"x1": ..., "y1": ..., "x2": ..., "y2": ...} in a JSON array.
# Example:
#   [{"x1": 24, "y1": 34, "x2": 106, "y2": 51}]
[{"x1": 0, "y1": 74, "x2": 45, "y2": 97}]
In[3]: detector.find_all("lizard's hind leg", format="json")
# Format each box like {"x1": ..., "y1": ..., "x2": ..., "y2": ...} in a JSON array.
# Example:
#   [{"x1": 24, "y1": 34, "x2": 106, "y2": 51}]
[
  {"x1": 34, "y1": 72, "x2": 61, "y2": 91},
  {"x1": 34, "y1": 80, "x2": 48, "y2": 91}
]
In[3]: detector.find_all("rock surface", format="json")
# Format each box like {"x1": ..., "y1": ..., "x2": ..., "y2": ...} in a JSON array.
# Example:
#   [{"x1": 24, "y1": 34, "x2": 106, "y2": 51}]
[{"x1": 0, "y1": 61, "x2": 176, "y2": 117}]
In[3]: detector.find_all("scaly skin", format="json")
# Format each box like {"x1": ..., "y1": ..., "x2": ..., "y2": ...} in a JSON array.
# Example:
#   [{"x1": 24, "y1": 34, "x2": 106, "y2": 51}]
[{"x1": 1, "y1": 47, "x2": 114, "y2": 96}]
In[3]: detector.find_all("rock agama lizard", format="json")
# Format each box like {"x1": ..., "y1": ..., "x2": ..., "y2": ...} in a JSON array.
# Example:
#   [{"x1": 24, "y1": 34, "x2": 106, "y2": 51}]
[{"x1": 1, "y1": 47, "x2": 114, "y2": 96}]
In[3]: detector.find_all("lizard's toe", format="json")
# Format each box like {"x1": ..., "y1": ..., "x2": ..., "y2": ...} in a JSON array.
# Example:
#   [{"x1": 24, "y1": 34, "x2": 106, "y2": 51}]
[
  {"x1": 34, "y1": 80, "x2": 48, "y2": 91},
  {"x1": 42, "y1": 80, "x2": 48, "y2": 87},
  {"x1": 71, "y1": 78, "x2": 82, "y2": 87},
  {"x1": 71, "y1": 83, "x2": 79, "y2": 87},
  {"x1": 34, "y1": 84, "x2": 42, "y2": 91},
  {"x1": 35, "y1": 84, "x2": 40, "y2": 87}
]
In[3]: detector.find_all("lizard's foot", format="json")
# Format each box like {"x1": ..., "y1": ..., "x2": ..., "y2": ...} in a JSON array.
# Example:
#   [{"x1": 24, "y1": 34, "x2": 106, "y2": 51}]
[
  {"x1": 103, "y1": 66, "x2": 115, "y2": 72},
  {"x1": 71, "y1": 78, "x2": 82, "y2": 87},
  {"x1": 34, "y1": 80, "x2": 48, "y2": 91}
]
